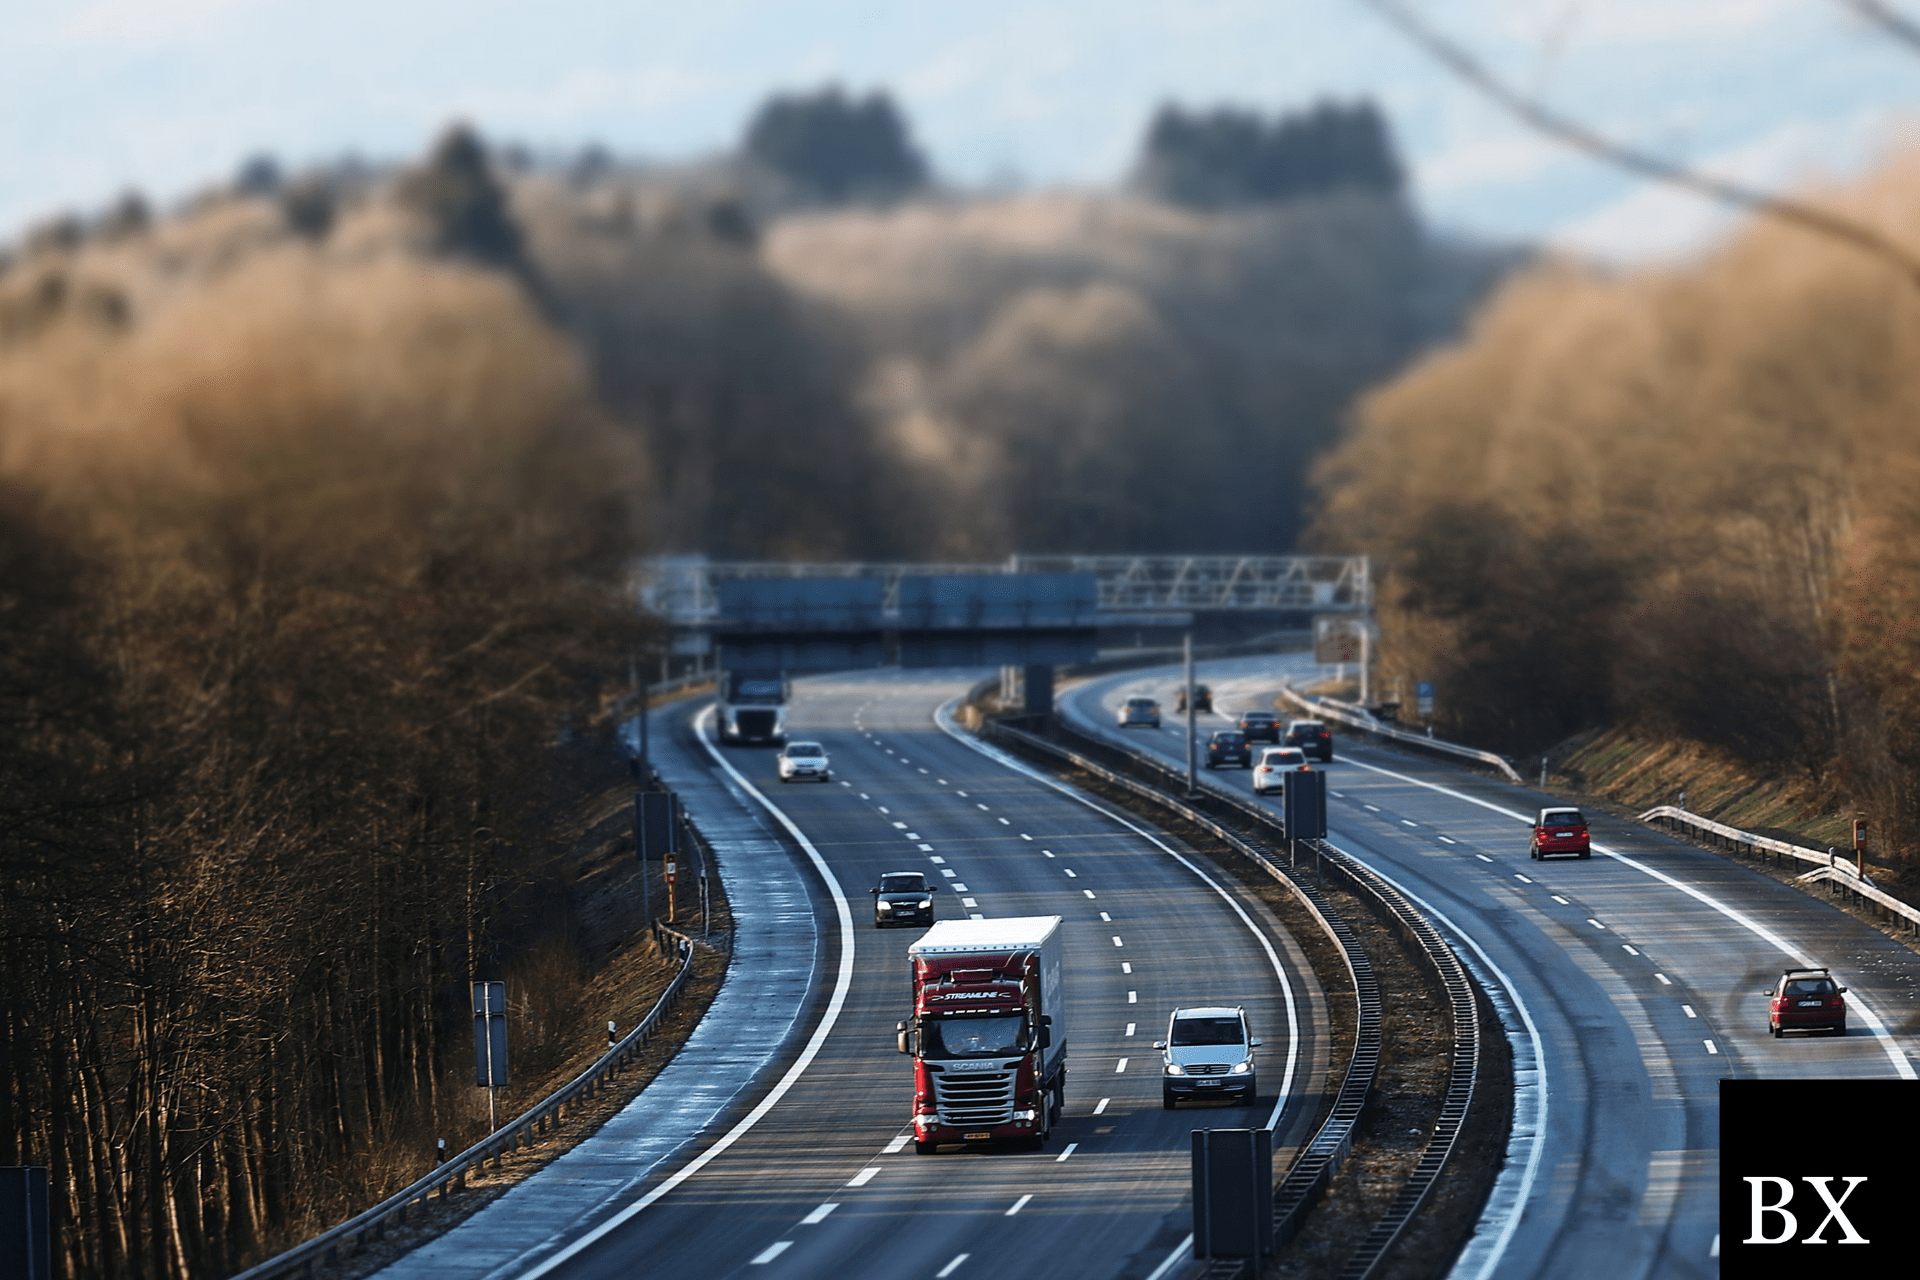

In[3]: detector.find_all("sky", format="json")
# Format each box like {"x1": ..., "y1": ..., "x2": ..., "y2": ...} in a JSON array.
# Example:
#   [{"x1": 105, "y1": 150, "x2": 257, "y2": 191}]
[{"x1": 3, "y1": 0, "x2": 1918, "y2": 262}]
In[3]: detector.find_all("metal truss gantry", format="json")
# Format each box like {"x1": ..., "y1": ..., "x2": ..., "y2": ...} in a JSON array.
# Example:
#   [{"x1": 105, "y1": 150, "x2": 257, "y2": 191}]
[{"x1": 637, "y1": 554, "x2": 1369, "y2": 627}]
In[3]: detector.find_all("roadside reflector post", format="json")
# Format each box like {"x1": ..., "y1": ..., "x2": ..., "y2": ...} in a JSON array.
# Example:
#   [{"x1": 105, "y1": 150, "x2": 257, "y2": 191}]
[{"x1": 1191, "y1": 1128, "x2": 1273, "y2": 1261}]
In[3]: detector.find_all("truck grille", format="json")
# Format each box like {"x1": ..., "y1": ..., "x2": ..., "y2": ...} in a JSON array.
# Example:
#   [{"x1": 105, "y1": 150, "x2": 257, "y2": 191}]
[
  {"x1": 932, "y1": 1069, "x2": 1016, "y2": 1124},
  {"x1": 736, "y1": 710, "x2": 778, "y2": 737}
]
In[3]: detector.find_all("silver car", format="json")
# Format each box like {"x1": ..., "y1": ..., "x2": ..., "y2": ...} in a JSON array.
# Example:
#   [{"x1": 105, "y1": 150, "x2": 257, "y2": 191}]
[
  {"x1": 776, "y1": 741, "x2": 831, "y2": 783},
  {"x1": 1157, "y1": 1006, "x2": 1259, "y2": 1107},
  {"x1": 1118, "y1": 696, "x2": 1161, "y2": 728}
]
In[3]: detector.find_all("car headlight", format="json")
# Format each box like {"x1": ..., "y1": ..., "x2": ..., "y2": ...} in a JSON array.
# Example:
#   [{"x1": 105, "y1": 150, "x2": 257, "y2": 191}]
[
  {"x1": 1164, "y1": 1064, "x2": 1185, "y2": 1076},
  {"x1": 918, "y1": 899, "x2": 932, "y2": 908},
  {"x1": 1231, "y1": 1060, "x2": 1251, "y2": 1074},
  {"x1": 877, "y1": 901, "x2": 892, "y2": 911}
]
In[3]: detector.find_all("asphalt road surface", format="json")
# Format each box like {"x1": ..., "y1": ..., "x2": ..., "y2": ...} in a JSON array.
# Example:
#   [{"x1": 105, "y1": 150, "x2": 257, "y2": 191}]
[{"x1": 1064, "y1": 653, "x2": 1920, "y2": 1280}]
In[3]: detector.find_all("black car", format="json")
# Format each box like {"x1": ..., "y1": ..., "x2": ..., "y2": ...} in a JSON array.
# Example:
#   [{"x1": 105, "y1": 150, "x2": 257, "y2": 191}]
[
  {"x1": 1283, "y1": 719, "x2": 1334, "y2": 762},
  {"x1": 871, "y1": 871, "x2": 938, "y2": 928},
  {"x1": 1175, "y1": 684, "x2": 1213, "y2": 713},
  {"x1": 1206, "y1": 730, "x2": 1252, "y2": 769},
  {"x1": 1239, "y1": 710, "x2": 1280, "y2": 742}
]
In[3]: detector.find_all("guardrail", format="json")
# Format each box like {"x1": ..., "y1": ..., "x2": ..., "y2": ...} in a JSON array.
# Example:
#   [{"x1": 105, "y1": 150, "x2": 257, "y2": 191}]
[
  {"x1": 1277, "y1": 687, "x2": 1524, "y2": 784},
  {"x1": 1639, "y1": 806, "x2": 1920, "y2": 934},
  {"x1": 230, "y1": 923, "x2": 700, "y2": 1280},
  {"x1": 983, "y1": 717, "x2": 1483, "y2": 1279}
]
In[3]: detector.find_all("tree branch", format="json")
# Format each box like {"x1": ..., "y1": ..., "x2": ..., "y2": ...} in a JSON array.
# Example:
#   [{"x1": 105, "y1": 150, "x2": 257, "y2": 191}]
[
  {"x1": 1362, "y1": 0, "x2": 1920, "y2": 287},
  {"x1": 1838, "y1": 0, "x2": 1920, "y2": 56}
]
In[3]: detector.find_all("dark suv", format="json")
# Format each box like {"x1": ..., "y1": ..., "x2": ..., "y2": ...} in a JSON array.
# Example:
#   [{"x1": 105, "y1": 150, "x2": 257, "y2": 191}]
[
  {"x1": 1175, "y1": 684, "x2": 1213, "y2": 713},
  {"x1": 1283, "y1": 719, "x2": 1334, "y2": 762},
  {"x1": 1530, "y1": 808, "x2": 1590, "y2": 860},
  {"x1": 1766, "y1": 967, "x2": 1847, "y2": 1037},
  {"x1": 1206, "y1": 730, "x2": 1251, "y2": 769},
  {"x1": 1239, "y1": 710, "x2": 1280, "y2": 742},
  {"x1": 871, "y1": 872, "x2": 938, "y2": 929}
]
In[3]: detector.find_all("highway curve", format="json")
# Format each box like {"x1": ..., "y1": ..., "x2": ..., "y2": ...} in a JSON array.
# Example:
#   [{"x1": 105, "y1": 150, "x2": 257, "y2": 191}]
[
  {"x1": 382, "y1": 668, "x2": 1335, "y2": 1280},
  {"x1": 1062, "y1": 653, "x2": 1920, "y2": 1280}
]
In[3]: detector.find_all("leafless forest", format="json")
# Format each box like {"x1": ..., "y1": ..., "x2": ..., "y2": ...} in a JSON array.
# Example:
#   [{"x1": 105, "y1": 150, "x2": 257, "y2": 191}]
[
  {"x1": 0, "y1": 106, "x2": 1509, "y2": 1276},
  {"x1": 1312, "y1": 151, "x2": 1920, "y2": 873}
]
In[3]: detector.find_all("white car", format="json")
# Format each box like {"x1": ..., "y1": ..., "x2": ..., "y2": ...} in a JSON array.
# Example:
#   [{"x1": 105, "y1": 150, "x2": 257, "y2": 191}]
[
  {"x1": 777, "y1": 741, "x2": 831, "y2": 783},
  {"x1": 1118, "y1": 696, "x2": 1161, "y2": 728},
  {"x1": 1251, "y1": 747, "x2": 1309, "y2": 795},
  {"x1": 1156, "y1": 1006, "x2": 1260, "y2": 1107}
]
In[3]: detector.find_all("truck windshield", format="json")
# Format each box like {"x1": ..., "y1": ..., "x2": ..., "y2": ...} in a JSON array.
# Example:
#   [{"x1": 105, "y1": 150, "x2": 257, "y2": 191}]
[
  {"x1": 924, "y1": 1015, "x2": 1028, "y2": 1057},
  {"x1": 735, "y1": 680, "x2": 783, "y2": 701}
]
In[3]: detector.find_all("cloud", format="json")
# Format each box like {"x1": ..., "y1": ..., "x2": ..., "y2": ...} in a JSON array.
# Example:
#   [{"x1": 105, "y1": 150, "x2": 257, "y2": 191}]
[
  {"x1": 56, "y1": 0, "x2": 274, "y2": 46},
  {"x1": 1550, "y1": 108, "x2": 1912, "y2": 263}
]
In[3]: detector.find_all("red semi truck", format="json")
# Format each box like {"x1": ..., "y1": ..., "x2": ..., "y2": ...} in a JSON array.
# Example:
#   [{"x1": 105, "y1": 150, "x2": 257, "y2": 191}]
[{"x1": 898, "y1": 916, "x2": 1067, "y2": 1153}]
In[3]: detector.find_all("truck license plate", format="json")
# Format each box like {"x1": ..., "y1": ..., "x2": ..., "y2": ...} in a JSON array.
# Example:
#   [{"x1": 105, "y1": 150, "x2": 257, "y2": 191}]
[{"x1": 965, "y1": 1131, "x2": 992, "y2": 1140}]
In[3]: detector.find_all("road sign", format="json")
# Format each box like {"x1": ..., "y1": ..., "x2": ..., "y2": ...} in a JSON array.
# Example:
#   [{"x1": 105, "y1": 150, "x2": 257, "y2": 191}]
[
  {"x1": 472, "y1": 982, "x2": 508, "y2": 1088},
  {"x1": 1416, "y1": 681, "x2": 1434, "y2": 716},
  {"x1": 1283, "y1": 769, "x2": 1328, "y2": 840},
  {"x1": 664, "y1": 859, "x2": 678, "y2": 884},
  {"x1": 1314, "y1": 616, "x2": 1363, "y2": 664}
]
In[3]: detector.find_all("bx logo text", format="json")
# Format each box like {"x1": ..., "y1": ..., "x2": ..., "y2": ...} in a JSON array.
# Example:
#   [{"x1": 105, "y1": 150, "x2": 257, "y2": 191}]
[{"x1": 1743, "y1": 1176, "x2": 1869, "y2": 1245}]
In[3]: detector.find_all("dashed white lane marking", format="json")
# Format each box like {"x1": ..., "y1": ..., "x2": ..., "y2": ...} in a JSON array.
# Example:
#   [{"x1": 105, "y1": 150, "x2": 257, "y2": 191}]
[
  {"x1": 1094, "y1": 1097, "x2": 1110, "y2": 1114},
  {"x1": 970, "y1": 913, "x2": 984, "y2": 920},
  {"x1": 953, "y1": 883, "x2": 970, "y2": 891},
  {"x1": 940, "y1": 869, "x2": 957, "y2": 878},
  {"x1": 1112, "y1": 935, "x2": 1124, "y2": 947},
  {"x1": 859, "y1": 793, "x2": 870, "y2": 800},
  {"x1": 891, "y1": 821, "x2": 908, "y2": 829},
  {"x1": 1331, "y1": 790, "x2": 1345, "y2": 797},
  {"x1": 1402, "y1": 819, "x2": 1419, "y2": 827},
  {"x1": 1115, "y1": 1058, "x2": 1129, "y2": 1072},
  {"x1": 801, "y1": 1203, "x2": 838, "y2": 1224},
  {"x1": 937, "y1": 778, "x2": 949, "y2": 785},
  {"x1": 1065, "y1": 869, "x2": 1078, "y2": 878},
  {"x1": 918, "y1": 843, "x2": 935, "y2": 852},
  {"x1": 1336, "y1": 752, "x2": 1917, "y2": 1078},
  {"x1": 905, "y1": 833, "x2": 920, "y2": 840},
  {"x1": 1125, "y1": 1022, "x2": 1136, "y2": 1035},
  {"x1": 1474, "y1": 853, "x2": 1491, "y2": 861},
  {"x1": 998, "y1": 817, "x2": 1011, "y2": 825},
  {"x1": 751, "y1": 1242, "x2": 792, "y2": 1264},
  {"x1": 1704, "y1": 1040, "x2": 1719, "y2": 1055},
  {"x1": 1441, "y1": 837, "x2": 1460, "y2": 845},
  {"x1": 1623, "y1": 945, "x2": 1640, "y2": 955},
  {"x1": 955, "y1": 790, "x2": 968, "y2": 797},
  {"x1": 1588, "y1": 919, "x2": 1607, "y2": 929},
  {"x1": 1363, "y1": 804, "x2": 1381, "y2": 812},
  {"x1": 1515, "y1": 874, "x2": 1533, "y2": 883},
  {"x1": 918, "y1": 768, "x2": 929, "y2": 775},
  {"x1": 936, "y1": 1255, "x2": 969, "y2": 1278},
  {"x1": 1005, "y1": 1194, "x2": 1032, "y2": 1216},
  {"x1": 1100, "y1": 912, "x2": 1111, "y2": 921},
  {"x1": 1128, "y1": 990, "x2": 1137, "y2": 1003},
  {"x1": 1711, "y1": 1235, "x2": 1720, "y2": 1258},
  {"x1": 1084, "y1": 889, "x2": 1097, "y2": 899},
  {"x1": 1550, "y1": 895, "x2": 1571, "y2": 905},
  {"x1": 928, "y1": 855, "x2": 945, "y2": 864},
  {"x1": 846, "y1": 1167, "x2": 881, "y2": 1186},
  {"x1": 1043, "y1": 851, "x2": 1057, "y2": 858},
  {"x1": 1020, "y1": 833, "x2": 1033, "y2": 841},
  {"x1": 1682, "y1": 1005, "x2": 1697, "y2": 1019},
  {"x1": 1121, "y1": 962, "x2": 1132, "y2": 973},
  {"x1": 977, "y1": 803, "x2": 991, "y2": 811},
  {"x1": 883, "y1": 1135, "x2": 910, "y2": 1153},
  {"x1": 1655, "y1": 973, "x2": 1672, "y2": 985},
  {"x1": 1055, "y1": 1144, "x2": 1078, "y2": 1163},
  {"x1": 962, "y1": 898, "x2": 978, "y2": 907}
]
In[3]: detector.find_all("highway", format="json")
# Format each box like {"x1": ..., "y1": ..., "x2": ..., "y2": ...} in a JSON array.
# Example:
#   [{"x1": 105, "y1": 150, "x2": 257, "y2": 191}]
[
  {"x1": 383, "y1": 668, "x2": 1333, "y2": 1280},
  {"x1": 1061, "y1": 654, "x2": 1920, "y2": 1280}
]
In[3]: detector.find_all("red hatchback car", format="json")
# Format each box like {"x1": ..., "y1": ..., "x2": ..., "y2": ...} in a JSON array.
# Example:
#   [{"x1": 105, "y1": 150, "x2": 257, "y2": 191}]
[
  {"x1": 1530, "y1": 807, "x2": 1591, "y2": 860},
  {"x1": 1767, "y1": 968, "x2": 1847, "y2": 1037}
]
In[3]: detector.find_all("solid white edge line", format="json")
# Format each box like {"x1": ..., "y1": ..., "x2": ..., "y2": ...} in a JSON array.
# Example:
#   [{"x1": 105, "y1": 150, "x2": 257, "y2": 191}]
[
  {"x1": 514, "y1": 705, "x2": 858, "y2": 1279},
  {"x1": 1337, "y1": 754, "x2": 1916, "y2": 1079},
  {"x1": 936, "y1": 698, "x2": 1301, "y2": 1133},
  {"x1": 1144, "y1": 1235, "x2": 1195, "y2": 1280}
]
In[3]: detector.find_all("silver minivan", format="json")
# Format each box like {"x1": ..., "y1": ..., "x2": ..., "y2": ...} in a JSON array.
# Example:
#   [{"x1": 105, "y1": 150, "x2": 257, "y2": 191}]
[{"x1": 1156, "y1": 1006, "x2": 1259, "y2": 1108}]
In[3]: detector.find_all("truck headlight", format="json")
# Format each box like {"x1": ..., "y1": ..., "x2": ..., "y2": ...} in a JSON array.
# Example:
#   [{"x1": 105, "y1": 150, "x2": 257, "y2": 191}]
[
  {"x1": 1013, "y1": 1109, "x2": 1036, "y2": 1122},
  {"x1": 1164, "y1": 1064, "x2": 1185, "y2": 1076},
  {"x1": 1231, "y1": 1060, "x2": 1251, "y2": 1074}
]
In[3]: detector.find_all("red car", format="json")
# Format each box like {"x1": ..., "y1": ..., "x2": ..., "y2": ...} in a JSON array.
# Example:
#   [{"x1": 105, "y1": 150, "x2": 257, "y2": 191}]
[
  {"x1": 1766, "y1": 968, "x2": 1847, "y2": 1037},
  {"x1": 1530, "y1": 807, "x2": 1590, "y2": 860}
]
